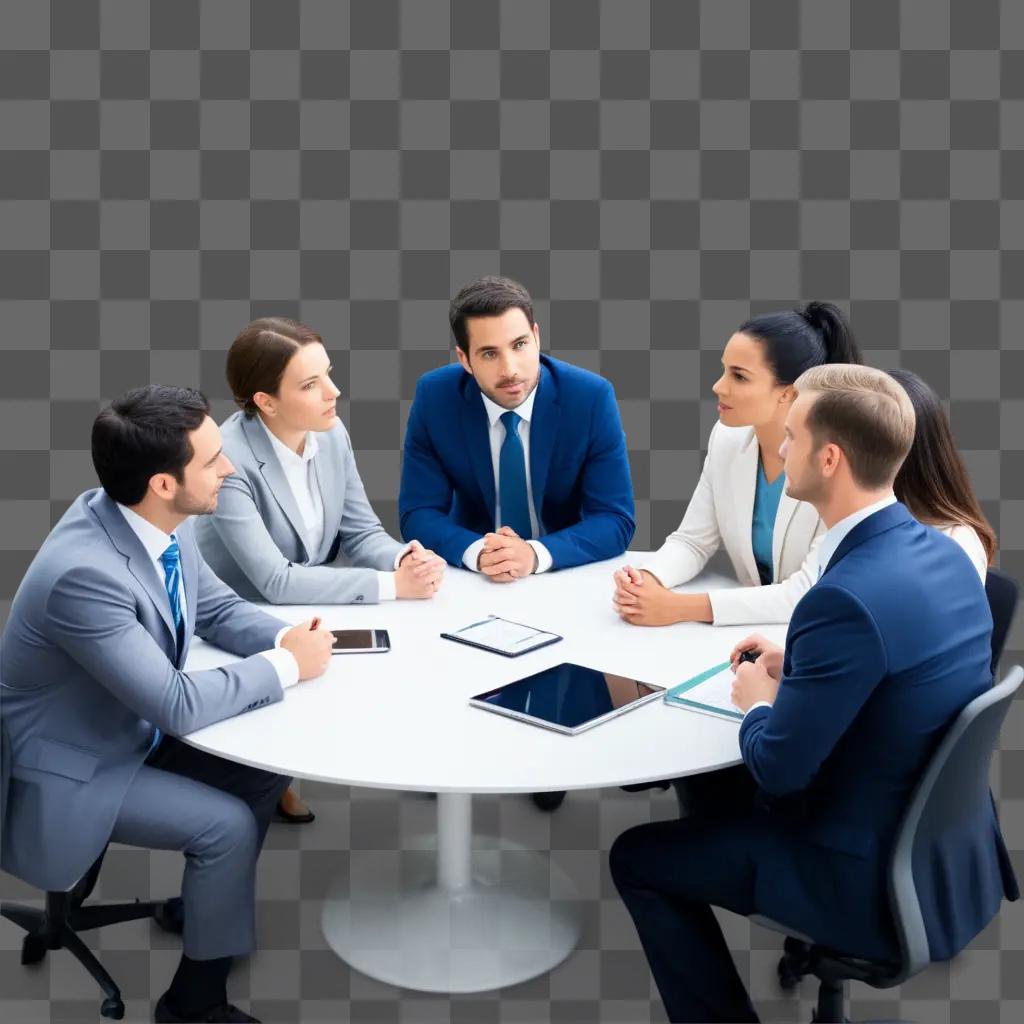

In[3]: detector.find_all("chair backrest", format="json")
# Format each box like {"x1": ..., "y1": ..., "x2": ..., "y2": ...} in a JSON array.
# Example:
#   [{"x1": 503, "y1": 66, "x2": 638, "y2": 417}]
[
  {"x1": 888, "y1": 665, "x2": 1023, "y2": 981},
  {"x1": 987, "y1": 569, "x2": 1020, "y2": 673}
]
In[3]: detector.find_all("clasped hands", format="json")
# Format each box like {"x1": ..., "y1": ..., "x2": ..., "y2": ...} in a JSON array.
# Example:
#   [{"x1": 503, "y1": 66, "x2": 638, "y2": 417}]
[
  {"x1": 611, "y1": 565, "x2": 712, "y2": 626},
  {"x1": 396, "y1": 539, "x2": 446, "y2": 598},
  {"x1": 477, "y1": 526, "x2": 538, "y2": 582},
  {"x1": 612, "y1": 566, "x2": 685, "y2": 626}
]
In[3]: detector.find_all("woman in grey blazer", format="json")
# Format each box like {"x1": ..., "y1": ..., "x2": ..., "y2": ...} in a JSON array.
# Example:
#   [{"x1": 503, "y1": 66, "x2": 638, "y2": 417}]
[
  {"x1": 196, "y1": 317, "x2": 445, "y2": 821},
  {"x1": 197, "y1": 317, "x2": 445, "y2": 608}
]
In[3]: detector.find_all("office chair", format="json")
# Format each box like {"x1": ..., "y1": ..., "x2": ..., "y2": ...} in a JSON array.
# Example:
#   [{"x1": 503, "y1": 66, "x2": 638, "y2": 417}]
[
  {"x1": 0, "y1": 721, "x2": 178, "y2": 1020},
  {"x1": 986, "y1": 567, "x2": 1019, "y2": 672},
  {"x1": 753, "y1": 664, "x2": 1023, "y2": 1024},
  {"x1": 0, "y1": 846, "x2": 175, "y2": 1019}
]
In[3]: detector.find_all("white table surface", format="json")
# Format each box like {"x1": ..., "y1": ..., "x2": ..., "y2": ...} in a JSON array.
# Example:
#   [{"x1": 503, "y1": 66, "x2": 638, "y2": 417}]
[{"x1": 185, "y1": 555, "x2": 787, "y2": 794}]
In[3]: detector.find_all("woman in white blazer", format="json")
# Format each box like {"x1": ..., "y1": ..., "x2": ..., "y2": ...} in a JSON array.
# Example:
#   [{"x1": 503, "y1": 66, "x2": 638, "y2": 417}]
[
  {"x1": 890, "y1": 369, "x2": 995, "y2": 582},
  {"x1": 613, "y1": 302, "x2": 861, "y2": 627}
]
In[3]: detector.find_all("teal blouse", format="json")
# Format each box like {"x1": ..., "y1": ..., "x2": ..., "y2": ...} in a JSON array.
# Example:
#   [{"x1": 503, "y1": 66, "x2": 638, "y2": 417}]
[{"x1": 751, "y1": 460, "x2": 786, "y2": 585}]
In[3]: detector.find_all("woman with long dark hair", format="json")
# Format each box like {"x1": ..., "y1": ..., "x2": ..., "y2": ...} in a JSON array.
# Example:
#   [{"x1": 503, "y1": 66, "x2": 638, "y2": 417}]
[
  {"x1": 889, "y1": 368, "x2": 995, "y2": 580},
  {"x1": 613, "y1": 301, "x2": 862, "y2": 626}
]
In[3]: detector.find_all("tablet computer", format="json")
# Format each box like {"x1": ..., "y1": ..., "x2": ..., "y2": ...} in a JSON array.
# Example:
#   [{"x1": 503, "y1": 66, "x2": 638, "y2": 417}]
[{"x1": 470, "y1": 662, "x2": 665, "y2": 735}]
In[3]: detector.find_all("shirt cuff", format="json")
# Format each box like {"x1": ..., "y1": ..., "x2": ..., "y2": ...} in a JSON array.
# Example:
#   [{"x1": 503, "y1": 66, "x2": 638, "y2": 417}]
[
  {"x1": 527, "y1": 540, "x2": 553, "y2": 574},
  {"x1": 259, "y1": 647, "x2": 300, "y2": 690},
  {"x1": 462, "y1": 537, "x2": 486, "y2": 572},
  {"x1": 377, "y1": 570, "x2": 397, "y2": 601},
  {"x1": 743, "y1": 700, "x2": 774, "y2": 719},
  {"x1": 393, "y1": 543, "x2": 414, "y2": 570}
]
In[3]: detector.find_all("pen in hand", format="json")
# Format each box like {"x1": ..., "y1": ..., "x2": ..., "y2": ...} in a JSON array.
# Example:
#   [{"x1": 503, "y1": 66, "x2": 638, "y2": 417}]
[{"x1": 310, "y1": 616, "x2": 321, "y2": 631}]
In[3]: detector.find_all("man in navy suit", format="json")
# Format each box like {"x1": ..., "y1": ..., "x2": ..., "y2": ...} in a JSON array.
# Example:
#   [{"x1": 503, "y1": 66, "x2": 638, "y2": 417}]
[
  {"x1": 399, "y1": 275, "x2": 635, "y2": 583},
  {"x1": 611, "y1": 364, "x2": 1016, "y2": 1023}
]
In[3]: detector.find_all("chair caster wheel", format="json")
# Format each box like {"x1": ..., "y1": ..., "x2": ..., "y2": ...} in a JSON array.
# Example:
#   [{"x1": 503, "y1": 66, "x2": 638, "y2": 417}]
[
  {"x1": 777, "y1": 954, "x2": 802, "y2": 991},
  {"x1": 21, "y1": 933, "x2": 48, "y2": 966},
  {"x1": 100, "y1": 996, "x2": 125, "y2": 1019}
]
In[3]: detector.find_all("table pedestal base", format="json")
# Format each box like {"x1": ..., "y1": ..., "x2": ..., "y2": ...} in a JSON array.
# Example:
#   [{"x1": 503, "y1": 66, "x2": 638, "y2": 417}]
[{"x1": 321, "y1": 792, "x2": 582, "y2": 993}]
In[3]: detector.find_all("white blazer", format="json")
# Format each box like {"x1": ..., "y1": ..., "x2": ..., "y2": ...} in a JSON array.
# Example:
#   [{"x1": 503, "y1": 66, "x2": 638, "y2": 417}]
[
  {"x1": 641, "y1": 422, "x2": 824, "y2": 626},
  {"x1": 937, "y1": 523, "x2": 988, "y2": 583}
]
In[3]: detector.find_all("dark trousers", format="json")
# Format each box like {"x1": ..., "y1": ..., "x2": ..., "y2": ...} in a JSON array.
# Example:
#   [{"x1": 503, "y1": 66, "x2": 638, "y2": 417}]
[
  {"x1": 109, "y1": 737, "x2": 290, "y2": 960},
  {"x1": 610, "y1": 811, "x2": 896, "y2": 1024},
  {"x1": 672, "y1": 764, "x2": 759, "y2": 820}
]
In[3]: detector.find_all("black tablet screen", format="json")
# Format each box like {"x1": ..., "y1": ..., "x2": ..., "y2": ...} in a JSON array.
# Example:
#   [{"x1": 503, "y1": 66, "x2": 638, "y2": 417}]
[{"x1": 473, "y1": 663, "x2": 661, "y2": 730}]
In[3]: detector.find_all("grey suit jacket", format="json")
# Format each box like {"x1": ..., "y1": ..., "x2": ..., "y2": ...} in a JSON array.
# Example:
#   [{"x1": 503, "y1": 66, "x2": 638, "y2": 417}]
[
  {"x1": 0, "y1": 489, "x2": 287, "y2": 892},
  {"x1": 195, "y1": 412, "x2": 403, "y2": 605}
]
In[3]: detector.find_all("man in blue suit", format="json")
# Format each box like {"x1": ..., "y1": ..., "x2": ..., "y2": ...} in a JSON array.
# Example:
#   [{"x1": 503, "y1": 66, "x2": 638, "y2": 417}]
[
  {"x1": 400, "y1": 276, "x2": 635, "y2": 812},
  {"x1": 611, "y1": 364, "x2": 1016, "y2": 1023},
  {"x1": 399, "y1": 275, "x2": 635, "y2": 583}
]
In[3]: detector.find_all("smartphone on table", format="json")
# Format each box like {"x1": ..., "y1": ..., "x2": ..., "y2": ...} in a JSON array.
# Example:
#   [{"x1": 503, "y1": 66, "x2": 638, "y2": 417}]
[{"x1": 330, "y1": 628, "x2": 391, "y2": 654}]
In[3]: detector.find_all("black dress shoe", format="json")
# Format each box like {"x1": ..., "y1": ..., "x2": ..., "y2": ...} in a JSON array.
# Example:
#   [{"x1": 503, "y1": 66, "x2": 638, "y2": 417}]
[
  {"x1": 531, "y1": 790, "x2": 567, "y2": 812},
  {"x1": 620, "y1": 780, "x2": 672, "y2": 792},
  {"x1": 155, "y1": 994, "x2": 260, "y2": 1023},
  {"x1": 154, "y1": 897, "x2": 184, "y2": 935}
]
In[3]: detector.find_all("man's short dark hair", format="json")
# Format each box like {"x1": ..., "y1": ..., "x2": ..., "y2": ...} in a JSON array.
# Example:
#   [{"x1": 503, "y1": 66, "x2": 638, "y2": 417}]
[
  {"x1": 449, "y1": 276, "x2": 535, "y2": 355},
  {"x1": 91, "y1": 385, "x2": 211, "y2": 506}
]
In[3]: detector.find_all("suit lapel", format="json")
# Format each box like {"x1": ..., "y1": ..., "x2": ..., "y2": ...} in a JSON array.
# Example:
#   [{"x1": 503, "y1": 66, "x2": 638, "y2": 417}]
[
  {"x1": 528, "y1": 364, "x2": 559, "y2": 524},
  {"x1": 178, "y1": 521, "x2": 199, "y2": 664},
  {"x1": 823, "y1": 502, "x2": 913, "y2": 577},
  {"x1": 89, "y1": 490, "x2": 178, "y2": 650},
  {"x1": 771, "y1": 488, "x2": 801, "y2": 581},
  {"x1": 311, "y1": 439, "x2": 339, "y2": 564},
  {"x1": 732, "y1": 429, "x2": 760, "y2": 582},
  {"x1": 461, "y1": 376, "x2": 497, "y2": 524},
  {"x1": 242, "y1": 414, "x2": 314, "y2": 562}
]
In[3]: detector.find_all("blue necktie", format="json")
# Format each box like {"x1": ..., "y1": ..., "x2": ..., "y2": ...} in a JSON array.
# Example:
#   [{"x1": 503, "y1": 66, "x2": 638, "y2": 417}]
[
  {"x1": 151, "y1": 537, "x2": 185, "y2": 753},
  {"x1": 160, "y1": 537, "x2": 184, "y2": 648},
  {"x1": 499, "y1": 411, "x2": 533, "y2": 539}
]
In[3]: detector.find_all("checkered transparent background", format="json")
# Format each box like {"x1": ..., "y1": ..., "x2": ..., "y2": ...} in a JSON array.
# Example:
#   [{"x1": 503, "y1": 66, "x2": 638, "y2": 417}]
[{"x1": 2, "y1": 1, "x2": 1024, "y2": 1020}]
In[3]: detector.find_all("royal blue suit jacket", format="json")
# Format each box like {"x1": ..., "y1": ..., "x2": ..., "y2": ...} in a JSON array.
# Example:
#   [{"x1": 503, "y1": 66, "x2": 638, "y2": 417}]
[
  {"x1": 740, "y1": 502, "x2": 1016, "y2": 961},
  {"x1": 398, "y1": 355, "x2": 636, "y2": 569}
]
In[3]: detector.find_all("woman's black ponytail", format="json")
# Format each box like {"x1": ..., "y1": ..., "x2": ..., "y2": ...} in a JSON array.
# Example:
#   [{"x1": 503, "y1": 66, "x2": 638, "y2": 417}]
[
  {"x1": 800, "y1": 301, "x2": 861, "y2": 366},
  {"x1": 738, "y1": 301, "x2": 862, "y2": 386}
]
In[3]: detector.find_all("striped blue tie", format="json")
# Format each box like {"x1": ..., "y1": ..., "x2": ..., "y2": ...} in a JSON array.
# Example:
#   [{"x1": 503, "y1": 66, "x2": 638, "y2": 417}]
[
  {"x1": 151, "y1": 537, "x2": 185, "y2": 752},
  {"x1": 499, "y1": 411, "x2": 533, "y2": 539},
  {"x1": 160, "y1": 537, "x2": 184, "y2": 646}
]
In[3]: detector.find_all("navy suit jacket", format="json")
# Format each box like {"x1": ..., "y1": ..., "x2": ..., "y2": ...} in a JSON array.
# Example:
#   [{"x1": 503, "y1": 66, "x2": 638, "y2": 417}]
[
  {"x1": 740, "y1": 502, "x2": 1016, "y2": 961},
  {"x1": 398, "y1": 355, "x2": 636, "y2": 569}
]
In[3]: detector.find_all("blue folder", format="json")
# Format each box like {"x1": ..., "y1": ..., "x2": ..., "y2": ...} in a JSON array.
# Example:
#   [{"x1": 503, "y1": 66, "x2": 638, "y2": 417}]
[{"x1": 664, "y1": 660, "x2": 744, "y2": 722}]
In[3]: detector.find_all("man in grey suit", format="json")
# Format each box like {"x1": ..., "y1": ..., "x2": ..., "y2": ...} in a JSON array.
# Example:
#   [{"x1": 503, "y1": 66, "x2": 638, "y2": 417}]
[{"x1": 0, "y1": 385, "x2": 334, "y2": 1024}]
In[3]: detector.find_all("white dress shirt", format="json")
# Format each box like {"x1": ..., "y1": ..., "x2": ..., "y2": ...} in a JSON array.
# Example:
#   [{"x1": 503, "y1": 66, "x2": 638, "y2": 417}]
[
  {"x1": 462, "y1": 387, "x2": 554, "y2": 574},
  {"x1": 117, "y1": 503, "x2": 299, "y2": 689},
  {"x1": 743, "y1": 493, "x2": 898, "y2": 720},
  {"x1": 259, "y1": 418, "x2": 402, "y2": 600},
  {"x1": 814, "y1": 493, "x2": 897, "y2": 581}
]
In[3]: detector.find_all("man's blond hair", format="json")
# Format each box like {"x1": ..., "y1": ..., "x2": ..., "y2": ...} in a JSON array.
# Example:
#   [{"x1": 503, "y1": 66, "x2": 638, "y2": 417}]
[{"x1": 794, "y1": 364, "x2": 916, "y2": 489}]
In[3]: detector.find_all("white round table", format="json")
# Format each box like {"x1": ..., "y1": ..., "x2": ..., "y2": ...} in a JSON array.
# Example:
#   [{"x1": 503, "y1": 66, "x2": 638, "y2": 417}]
[{"x1": 184, "y1": 556, "x2": 786, "y2": 993}]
